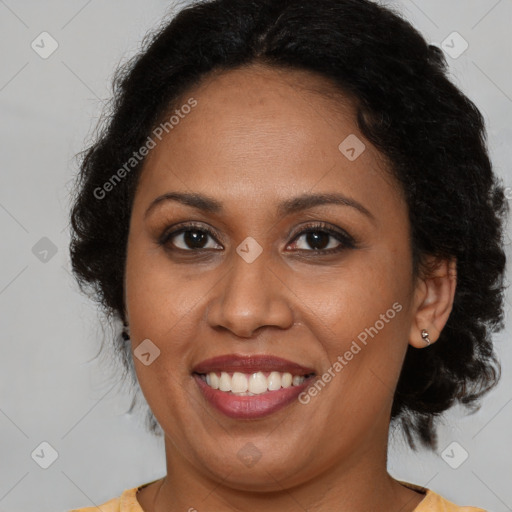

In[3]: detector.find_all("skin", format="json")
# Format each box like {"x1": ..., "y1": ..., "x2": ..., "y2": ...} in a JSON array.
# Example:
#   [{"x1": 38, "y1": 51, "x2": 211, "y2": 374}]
[{"x1": 124, "y1": 62, "x2": 456, "y2": 512}]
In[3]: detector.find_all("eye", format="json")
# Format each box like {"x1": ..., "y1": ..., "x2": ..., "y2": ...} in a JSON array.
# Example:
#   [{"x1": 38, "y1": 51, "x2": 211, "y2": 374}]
[
  {"x1": 158, "y1": 221, "x2": 356, "y2": 254},
  {"x1": 287, "y1": 222, "x2": 356, "y2": 253},
  {"x1": 159, "y1": 223, "x2": 222, "y2": 251}
]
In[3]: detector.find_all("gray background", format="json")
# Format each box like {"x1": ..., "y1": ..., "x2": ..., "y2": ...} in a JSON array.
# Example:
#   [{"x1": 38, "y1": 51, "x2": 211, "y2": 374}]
[{"x1": 0, "y1": 1, "x2": 511, "y2": 511}]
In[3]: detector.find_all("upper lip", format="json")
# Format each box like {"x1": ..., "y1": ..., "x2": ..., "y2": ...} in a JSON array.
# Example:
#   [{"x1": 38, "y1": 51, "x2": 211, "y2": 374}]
[{"x1": 192, "y1": 354, "x2": 316, "y2": 376}]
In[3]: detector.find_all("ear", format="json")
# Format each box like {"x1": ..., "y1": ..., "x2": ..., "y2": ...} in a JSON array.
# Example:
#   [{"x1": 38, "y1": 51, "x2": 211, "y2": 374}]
[{"x1": 408, "y1": 256, "x2": 457, "y2": 348}]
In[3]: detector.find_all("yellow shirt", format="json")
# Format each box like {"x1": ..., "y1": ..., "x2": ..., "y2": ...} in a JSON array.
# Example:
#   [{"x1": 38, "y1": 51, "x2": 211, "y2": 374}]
[{"x1": 69, "y1": 480, "x2": 487, "y2": 511}]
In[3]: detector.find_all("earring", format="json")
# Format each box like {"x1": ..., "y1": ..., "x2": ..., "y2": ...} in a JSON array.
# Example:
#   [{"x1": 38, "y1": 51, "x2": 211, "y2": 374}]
[
  {"x1": 122, "y1": 322, "x2": 130, "y2": 341},
  {"x1": 421, "y1": 329, "x2": 431, "y2": 345}
]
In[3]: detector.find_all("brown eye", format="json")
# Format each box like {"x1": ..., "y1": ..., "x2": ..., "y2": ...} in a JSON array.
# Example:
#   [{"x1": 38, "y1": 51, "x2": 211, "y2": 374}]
[
  {"x1": 159, "y1": 224, "x2": 223, "y2": 251},
  {"x1": 287, "y1": 222, "x2": 356, "y2": 253},
  {"x1": 158, "y1": 221, "x2": 356, "y2": 255},
  {"x1": 293, "y1": 231, "x2": 338, "y2": 251}
]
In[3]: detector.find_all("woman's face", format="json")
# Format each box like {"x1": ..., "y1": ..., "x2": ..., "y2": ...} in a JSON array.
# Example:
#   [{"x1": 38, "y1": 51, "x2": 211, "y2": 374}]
[{"x1": 125, "y1": 63, "x2": 425, "y2": 489}]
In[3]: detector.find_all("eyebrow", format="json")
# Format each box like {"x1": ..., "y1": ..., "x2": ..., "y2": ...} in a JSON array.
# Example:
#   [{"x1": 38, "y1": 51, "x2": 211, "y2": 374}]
[{"x1": 144, "y1": 191, "x2": 374, "y2": 221}]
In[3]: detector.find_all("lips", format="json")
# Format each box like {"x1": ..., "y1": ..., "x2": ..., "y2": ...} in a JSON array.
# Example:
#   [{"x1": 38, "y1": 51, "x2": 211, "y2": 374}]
[
  {"x1": 192, "y1": 354, "x2": 316, "y2": 376},
  {"x1": 192, "y1": 354, "x2": 317, "y2": 419}
]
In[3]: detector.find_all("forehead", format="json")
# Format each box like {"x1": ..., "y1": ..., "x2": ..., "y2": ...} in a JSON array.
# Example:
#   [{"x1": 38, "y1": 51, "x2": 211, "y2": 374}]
[{"x1": 135, "y1": 63, "x2": 401, "y2": 215}]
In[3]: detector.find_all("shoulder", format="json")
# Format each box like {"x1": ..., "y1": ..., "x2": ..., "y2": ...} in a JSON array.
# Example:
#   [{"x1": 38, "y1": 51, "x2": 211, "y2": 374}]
[
  {"x1": 418, "y1": 493, "x2": 487, "y2": 512},
  {"x1": 68, "y1": 485, "x2": 143, "y2": 512},
  {"x1": 68, "y1": 495, "x2": 121, "y2": 512},
  {"x1": 400, "y1": 481, "x2": 487, "y2": 512}
]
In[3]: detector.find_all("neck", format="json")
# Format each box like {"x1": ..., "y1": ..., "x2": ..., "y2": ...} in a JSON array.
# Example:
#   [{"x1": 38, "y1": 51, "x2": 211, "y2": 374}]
[{"x1": 143, "y1": 432, "x2": 425, "y2": 512}]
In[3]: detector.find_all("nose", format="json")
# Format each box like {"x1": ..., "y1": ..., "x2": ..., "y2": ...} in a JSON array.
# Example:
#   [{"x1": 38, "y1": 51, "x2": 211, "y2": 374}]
[{"x1": 206, "y1": 250, "x2": 295, "y2": 338}]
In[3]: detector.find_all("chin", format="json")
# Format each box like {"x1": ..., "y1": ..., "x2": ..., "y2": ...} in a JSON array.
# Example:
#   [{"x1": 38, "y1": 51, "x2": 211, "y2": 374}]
[{"x1": 190, "y1": 443, "x2": 313, "y2": 491}]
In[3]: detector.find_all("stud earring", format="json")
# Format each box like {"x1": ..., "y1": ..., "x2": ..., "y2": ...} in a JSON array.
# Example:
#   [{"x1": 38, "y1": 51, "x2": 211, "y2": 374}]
[{"x1": 421, "y1": 329, "x2": 431, "y2": 345}]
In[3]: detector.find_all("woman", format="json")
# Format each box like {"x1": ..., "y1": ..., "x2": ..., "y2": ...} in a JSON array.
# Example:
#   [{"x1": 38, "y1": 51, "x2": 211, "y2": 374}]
[{"x1": 68, "y1": 0, "x2": 508, "y2": 510}]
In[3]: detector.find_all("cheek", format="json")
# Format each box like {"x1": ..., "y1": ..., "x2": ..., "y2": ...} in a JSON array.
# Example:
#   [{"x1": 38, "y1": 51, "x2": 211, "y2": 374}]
[
  {"x1": 124, "y1": 245, "x2": 200, "y2": 415},
  {"x1": 293, "y1": 248, "x2": 411, "y2": 336},
  {"x1": 293, "y1": 248, "x2": 414, "y2": 413},
  {"x1": 124, "y1": 243, "x2": 222, "y2": 411},
  {"x1": 124, "y1": 241, "x2": 208, "y2": 339},
  {"x1": 295, "y1": 256, "x2": 411, "y2": 420}
]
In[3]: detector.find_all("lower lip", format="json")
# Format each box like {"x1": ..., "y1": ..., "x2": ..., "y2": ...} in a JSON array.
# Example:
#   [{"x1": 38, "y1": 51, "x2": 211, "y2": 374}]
[{"x1": 193, "y1": 374, "x2": 314, "y2": 419}]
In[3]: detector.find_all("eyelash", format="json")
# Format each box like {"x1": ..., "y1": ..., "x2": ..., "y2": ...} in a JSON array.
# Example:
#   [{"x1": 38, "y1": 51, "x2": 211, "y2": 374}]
[{"x1": 158, "y1": 221, "x2": 357, "y2": 255}]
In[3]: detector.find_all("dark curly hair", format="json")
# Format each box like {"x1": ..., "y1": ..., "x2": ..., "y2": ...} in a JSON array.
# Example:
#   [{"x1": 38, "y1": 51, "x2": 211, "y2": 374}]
[{"x1": 69, "y1": 0, "x2": 508, "y2": 450}]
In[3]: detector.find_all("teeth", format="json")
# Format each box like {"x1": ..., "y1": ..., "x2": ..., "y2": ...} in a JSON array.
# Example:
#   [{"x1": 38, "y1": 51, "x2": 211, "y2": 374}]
[
  {"x1": 292, "y1": 375, "x2": 303, "y2": 386},
  {"x1": 268, "y1": 371, "x2": 282, "y2": 390},
  {"x1": 219, "y1": 372, "x2": 231, "y2": 392},
  {"x1": 206, "y1": 372, "x2": 219, "y2": 389},
  {"x1": 281, "y1": 373, "x2": 292, "y2": 388},
  {"x1": 248, "y1": 372, "x2": 268, "y2": 394},
  {"x1": 202, "y1": 371, "x2": 308, "y2": 394},
  {"x1": 231, "y1": 372, "x2": 249, "y2": 393}
]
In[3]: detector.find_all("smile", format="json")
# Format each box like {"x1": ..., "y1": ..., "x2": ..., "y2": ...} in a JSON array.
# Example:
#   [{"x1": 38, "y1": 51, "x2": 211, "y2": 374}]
[
  {"x1": 198, "y1": 370, "x2": 314, "y2": 395},
  {"x1": 192, "y1": 354, "x2": 317, "y2": 419}
]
